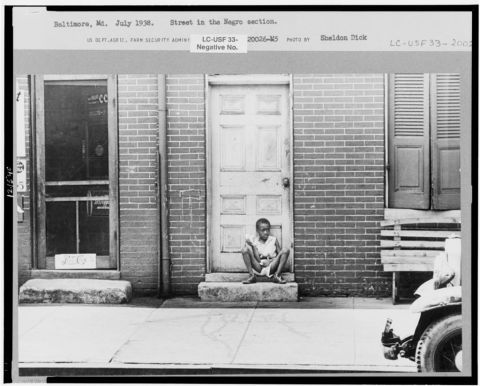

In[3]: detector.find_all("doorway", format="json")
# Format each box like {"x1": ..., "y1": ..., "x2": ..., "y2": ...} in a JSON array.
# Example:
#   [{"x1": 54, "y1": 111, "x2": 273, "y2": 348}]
[
  {"x1": 33, "y1": 75, "x2": 118, "y2": 269},
  {"x1": 208, "y1": 76, "x2": 293, "y2": 273}
]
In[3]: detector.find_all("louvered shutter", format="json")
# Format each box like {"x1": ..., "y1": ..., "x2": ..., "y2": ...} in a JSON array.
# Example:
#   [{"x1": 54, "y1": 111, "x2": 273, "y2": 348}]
[
  {"x1": 388, "y1": 74, "x2": 430, "y2": 209},
  {"x1": 431, "y1": 74, "x2": 461, "y2": 209}
]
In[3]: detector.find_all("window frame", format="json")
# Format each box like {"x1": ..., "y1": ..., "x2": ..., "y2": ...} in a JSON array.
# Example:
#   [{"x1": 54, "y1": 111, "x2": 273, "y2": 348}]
[{"x1": 31, "y1": 74, "x2": 119, "y2": 270}]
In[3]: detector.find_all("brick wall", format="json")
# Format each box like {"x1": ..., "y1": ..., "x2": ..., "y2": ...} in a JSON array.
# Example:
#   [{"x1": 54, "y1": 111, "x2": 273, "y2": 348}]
[
  {"x1": 118, "y1": 75, "x2": 159, "y2": 295},
  {"x1": 166, "y1": 75, "x2": 206, "y2": 295},
  {"x1": 16, "y1": 73, "x2": 402, "y2": 298},
  {"x1": 16, "y1": 76, "x2": 32, "y2": 286},
  {"x1": 293, "y1": 74, "x2": 390, "y2": 296}
]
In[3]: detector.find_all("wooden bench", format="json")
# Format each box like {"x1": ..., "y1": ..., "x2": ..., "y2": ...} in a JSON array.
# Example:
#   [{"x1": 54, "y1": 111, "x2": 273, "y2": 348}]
[{"x1": 380, "y1": 217, "x2": 461, "y2": 303}]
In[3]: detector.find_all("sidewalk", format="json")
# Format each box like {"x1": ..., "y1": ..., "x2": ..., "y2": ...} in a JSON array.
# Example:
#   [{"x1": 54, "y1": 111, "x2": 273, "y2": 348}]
[{"x1": 18, "y1": 297, "x2": 419, "y2": 376}]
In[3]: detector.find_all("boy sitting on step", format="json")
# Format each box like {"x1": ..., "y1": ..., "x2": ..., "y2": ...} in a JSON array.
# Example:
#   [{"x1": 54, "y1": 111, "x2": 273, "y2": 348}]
[{"x1": 241, "y1": 218, "x2": 289, "y2": 285}]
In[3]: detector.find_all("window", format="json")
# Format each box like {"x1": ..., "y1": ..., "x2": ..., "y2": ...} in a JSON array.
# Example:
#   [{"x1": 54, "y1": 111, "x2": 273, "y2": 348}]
[
  {"x1": 33, "y1": 75, "x2": 118, "y2": 269},
  {"x1": 387, "y1": 73, "x2": 461, "y2": 210}
]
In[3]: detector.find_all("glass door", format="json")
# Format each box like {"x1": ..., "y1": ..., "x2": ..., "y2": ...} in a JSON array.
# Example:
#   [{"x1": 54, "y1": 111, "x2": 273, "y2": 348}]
[{"x1": 34, "y1": 76, "x2": 118, "y2": 269}]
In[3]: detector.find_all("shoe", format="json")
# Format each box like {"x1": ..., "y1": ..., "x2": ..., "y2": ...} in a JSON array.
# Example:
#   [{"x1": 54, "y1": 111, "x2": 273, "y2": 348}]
[
  {"x1": 242, "y1": 274, "x2": 257, "y2": 284},
  {"x1": 272, "y1": 275, "x2": 286, "y2": 284}
]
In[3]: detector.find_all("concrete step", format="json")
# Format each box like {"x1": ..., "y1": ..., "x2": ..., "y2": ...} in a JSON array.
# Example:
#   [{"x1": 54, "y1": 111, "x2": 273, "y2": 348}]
[
  {"x1": 19, "y1": 279, "x2": 132, "y2": 304},
  {"x1": 198, "y1": 282, "x2": 298, "y2": 302},
  {"x1": 205, "y1": 272, "x2": 295, "y2": 282}
]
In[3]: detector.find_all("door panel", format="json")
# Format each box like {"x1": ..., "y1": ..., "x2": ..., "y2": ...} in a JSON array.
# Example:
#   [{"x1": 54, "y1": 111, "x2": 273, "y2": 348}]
[
  {"x1": 393, "y1": 145, "x2": 425, "y2": 191},
  {"x1": 255, "y1": 126, "x2": 281, "y2": 170},
  {"x1": 388, "y1": 73, "x2": 430, "y2": 209},
  {"x1": 210, "y1": 84, "x2": 291, "y2": 272},
  {"x1": 220, "y1": 125, "x2": 246, "y2": 170}
]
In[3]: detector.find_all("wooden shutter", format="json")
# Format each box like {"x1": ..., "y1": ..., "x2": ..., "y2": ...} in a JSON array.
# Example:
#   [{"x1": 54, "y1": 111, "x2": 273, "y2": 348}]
[
  {"x1": 388, "y1": 74, "x2": 430, "y2": 209},
  {"x1": 431, "y1": 74, "x2": 461, "y2": 210}
]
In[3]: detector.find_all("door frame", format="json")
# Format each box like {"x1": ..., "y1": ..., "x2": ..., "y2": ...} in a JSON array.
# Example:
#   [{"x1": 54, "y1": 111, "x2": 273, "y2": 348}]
[
  {"x1": 31, "y1": 74, "x2": 119, "y2": 270},
  {"x1": 205, "y1": 74, "x2": 294, "y2": 273}
]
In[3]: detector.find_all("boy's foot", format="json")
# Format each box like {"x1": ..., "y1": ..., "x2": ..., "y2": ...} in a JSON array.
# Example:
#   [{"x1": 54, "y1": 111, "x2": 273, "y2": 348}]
[
  {"x1": 272, "y1": 275, "x2": 286, "y2": 284},
  {"x1": 242, "y1": 274, "x2": 257, "y2": 284}
]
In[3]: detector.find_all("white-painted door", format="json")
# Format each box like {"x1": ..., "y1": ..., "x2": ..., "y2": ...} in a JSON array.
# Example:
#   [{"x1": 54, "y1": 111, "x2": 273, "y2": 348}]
[{"x1": 210, "y1": 84, "x2": 291, "y2": 272}]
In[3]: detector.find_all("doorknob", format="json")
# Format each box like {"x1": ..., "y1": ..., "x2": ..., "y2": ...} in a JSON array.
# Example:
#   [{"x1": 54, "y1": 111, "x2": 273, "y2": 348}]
[{"x1": 282, "y1": 177, "x2": 290, "y2": 188}]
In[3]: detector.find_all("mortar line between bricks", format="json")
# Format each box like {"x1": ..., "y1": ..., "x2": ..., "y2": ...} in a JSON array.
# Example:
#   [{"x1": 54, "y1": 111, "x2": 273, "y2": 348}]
[
  {"x1": 230, "y1": 303, "x2": 258, "y2": 364},
  {"x1": 107, "y1": 307, "x2": 158, "y2": 364}
]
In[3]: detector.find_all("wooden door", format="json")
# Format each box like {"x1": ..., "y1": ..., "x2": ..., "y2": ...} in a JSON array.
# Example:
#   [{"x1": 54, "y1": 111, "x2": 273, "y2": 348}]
[
  {"x1": 209, "y1": 84, "x2": 291, "y2": 272},
  {"x1": 388, "y1": 73, "x2": 461, "y2": 210},
  {"x1": 431, "y1": 74, "x2": 461, "y2": 210},
  {"x1": 388, "y1": 74, "x2": 430, "y2": 209}
]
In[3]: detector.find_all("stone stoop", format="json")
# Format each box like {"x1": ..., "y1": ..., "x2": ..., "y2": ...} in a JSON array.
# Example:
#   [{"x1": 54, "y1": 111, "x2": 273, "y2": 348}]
[
  {"x1": 205, "y1": 272, "x2": 295, "y2": 283},
  {"x1": 19, "y1": 279, "x2": 132, "y2": 304},
  {"x1": 198, "y1": 281, "x2": 298, "y2": 302}
]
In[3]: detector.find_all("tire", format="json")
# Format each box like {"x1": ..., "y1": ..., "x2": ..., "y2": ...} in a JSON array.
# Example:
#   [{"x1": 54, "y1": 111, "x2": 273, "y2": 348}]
[{"x1": 416, "y1": 313, "x2": 462, "y2": 372}]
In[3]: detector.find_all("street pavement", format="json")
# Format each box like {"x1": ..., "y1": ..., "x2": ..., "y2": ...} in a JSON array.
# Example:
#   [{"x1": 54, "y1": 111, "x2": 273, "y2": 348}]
[{"x1": 17, "y1": 297, "x2": 419, "y2": 376}]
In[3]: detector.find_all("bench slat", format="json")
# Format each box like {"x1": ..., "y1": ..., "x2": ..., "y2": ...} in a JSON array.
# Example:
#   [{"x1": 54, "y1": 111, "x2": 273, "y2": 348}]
[
  {"x1": 381, "y1": 255, "x2": 436, "y2": 265},
  {"x1": 383, "y1": 263, "x2": 434, "y2": 272},
  {"x1": 381, "y1": 240, "x2": 445, "y2": 249},
  {"x1": 381, "y1": 230, "x2": 461, "y2": 239},
  {"x1": 381, "y1": 250, "x2": 440, "y2": 258},
  {"x1": 380, "y1": 217, "x2": 461, "y2": 227}
]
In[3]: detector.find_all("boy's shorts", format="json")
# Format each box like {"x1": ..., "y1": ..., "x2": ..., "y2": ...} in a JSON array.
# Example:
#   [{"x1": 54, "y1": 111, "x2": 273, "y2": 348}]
[{"x1": 253, "y1": 258, "x2": 274, "y2": 278}]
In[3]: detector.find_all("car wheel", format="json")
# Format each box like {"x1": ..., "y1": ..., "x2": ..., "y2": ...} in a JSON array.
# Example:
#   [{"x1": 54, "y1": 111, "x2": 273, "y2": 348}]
[{"x1": 416, "y1": 313, "x2": 462, "y2": 372}]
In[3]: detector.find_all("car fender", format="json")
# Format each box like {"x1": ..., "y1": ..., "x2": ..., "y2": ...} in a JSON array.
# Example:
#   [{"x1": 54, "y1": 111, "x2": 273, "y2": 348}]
[
  {"x1": 410, "y1": 286, "x2": 462, "y2": 313},
  {"x1": 414, "y1": 278, "x2": 435, "y2": 297}
]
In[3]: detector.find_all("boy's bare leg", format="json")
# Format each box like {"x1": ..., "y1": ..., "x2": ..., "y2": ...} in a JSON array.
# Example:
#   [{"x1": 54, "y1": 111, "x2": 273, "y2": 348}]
[
  {"x1": 241, "y1": 245, "x2": 261, "y2": 284},
  {"x1": 269, "y1": 248, "x2": 290, "y2": 283}
]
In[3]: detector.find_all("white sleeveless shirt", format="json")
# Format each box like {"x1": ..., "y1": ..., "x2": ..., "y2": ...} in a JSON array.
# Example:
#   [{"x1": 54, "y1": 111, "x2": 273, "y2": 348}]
[{"x1": 253, "y1": 235, "x2": 277, "y2": 259}]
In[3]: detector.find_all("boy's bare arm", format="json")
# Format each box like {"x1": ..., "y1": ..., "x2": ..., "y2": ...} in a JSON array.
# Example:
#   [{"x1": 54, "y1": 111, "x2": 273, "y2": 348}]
[
  {"x1": 245, "y1": 239, "x2": 261, "y2": 262},
  {"x1": 251, "y1": 245, "x2": 261, "y2": 262},
  {"x1": 275, "y1": 239, "x2": 282, "y2": 255}
]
